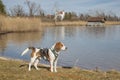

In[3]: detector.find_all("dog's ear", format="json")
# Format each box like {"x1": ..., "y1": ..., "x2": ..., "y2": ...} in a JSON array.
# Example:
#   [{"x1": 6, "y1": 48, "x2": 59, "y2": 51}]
[{"x1": 54, "y1": 42, "x2": 63, "y2": 52}]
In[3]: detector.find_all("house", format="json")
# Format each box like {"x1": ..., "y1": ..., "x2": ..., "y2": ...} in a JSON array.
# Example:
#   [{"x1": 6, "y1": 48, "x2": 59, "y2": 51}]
[{"x1": 87, "y1": 17, "x2": 106, "y2": 26}]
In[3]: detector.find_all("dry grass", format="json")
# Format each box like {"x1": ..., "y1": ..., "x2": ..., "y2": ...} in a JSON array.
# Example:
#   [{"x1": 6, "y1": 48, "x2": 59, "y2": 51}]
[
  {"x1": 0, "y1": 15, "x2": 42, "y2": 33},
  {"x1": 0, "y1": 58, "x2": 120, "y2": 80},
  {"x1": 54, "y1": 21, "x2": 87, "y2": 26},
  {"x1": 105, "y1": 21, "x2": 120, "y2": 25}
]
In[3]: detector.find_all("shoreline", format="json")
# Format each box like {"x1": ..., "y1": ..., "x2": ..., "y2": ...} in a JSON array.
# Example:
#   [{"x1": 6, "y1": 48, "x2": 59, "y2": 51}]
[
  {"x1": 0, "y1": 56, "x2": 73, "y2": 69},
  {"x1": 105, "y1": 21, "x2": 120, "y2": 25},
  {"x1": 0, "y1": 21, "x2": 120, "y2": 35},
  {"x1": 42, "y1": 21, "x2": 120, "y2": 27},
  {"x1": 0, "y1": 56, "x2": 119, "y2": 71},
  {"x1": 0, "y1": 56, "x2": 120, "y2": 80}
]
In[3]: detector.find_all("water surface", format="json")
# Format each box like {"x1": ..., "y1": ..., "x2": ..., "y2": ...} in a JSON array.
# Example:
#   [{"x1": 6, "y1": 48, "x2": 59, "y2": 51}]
[{"x1": 0, "y1": 25, "x2": 120, "y2": 71}]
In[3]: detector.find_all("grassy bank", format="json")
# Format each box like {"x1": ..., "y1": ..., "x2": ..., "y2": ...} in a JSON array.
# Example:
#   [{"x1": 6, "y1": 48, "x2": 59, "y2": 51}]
[{"x1": 0, "y1": 57, "x2": 120, "y2": 80}]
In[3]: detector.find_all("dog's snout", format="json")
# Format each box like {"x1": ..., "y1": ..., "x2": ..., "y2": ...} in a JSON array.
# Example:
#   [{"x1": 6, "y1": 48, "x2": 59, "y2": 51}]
[{"x1": 65, "y1": 47, "x2": 67, "y2": 50}]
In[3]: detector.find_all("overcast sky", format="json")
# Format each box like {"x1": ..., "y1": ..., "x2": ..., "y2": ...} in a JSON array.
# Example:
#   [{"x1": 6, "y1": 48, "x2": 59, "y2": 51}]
[{"x1": 2, "y1": 0, "x2": 120, "y2": 16}]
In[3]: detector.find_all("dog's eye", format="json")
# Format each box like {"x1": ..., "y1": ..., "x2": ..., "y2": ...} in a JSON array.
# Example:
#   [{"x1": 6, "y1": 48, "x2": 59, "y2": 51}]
[{"x1": 61, "y1": 44, "x2": 63, "y2": 47}]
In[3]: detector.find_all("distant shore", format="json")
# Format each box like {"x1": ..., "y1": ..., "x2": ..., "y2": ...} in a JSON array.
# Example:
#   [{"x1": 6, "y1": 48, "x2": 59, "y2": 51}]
[
  {"x1": 105, "y1": 21, "x2": 120, "y2": 25},
  {"x1": 42, "y1": 21, "x2": 120, "y2": 27},
  {"x1": 0, "y1": 15, "x2": 120, "y2": 34}
]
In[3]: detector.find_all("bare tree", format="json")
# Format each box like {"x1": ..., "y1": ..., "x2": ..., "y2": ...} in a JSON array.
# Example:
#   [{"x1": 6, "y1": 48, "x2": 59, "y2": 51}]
[
  {"x1": 25, "y1": 0, "x2": 41, "y2": 17},
  {"x1": 9, "y1": 5, "x2": 25, "y2": 16},
  {"x1": 36, "y1": 6, "x2": 44, "y2": 17}
]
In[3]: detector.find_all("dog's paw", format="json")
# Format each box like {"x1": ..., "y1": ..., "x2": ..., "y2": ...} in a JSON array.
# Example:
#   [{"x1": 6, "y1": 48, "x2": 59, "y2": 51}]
[
  {"x1": 50, "y1": 69, "x2": 53, "y2": 72},
  {"x1": 54, "y1": 70, "x2": 57, "y2": 72},
  {"x1": 36, "y1": 68, "x2": 40, "y2": 70}
]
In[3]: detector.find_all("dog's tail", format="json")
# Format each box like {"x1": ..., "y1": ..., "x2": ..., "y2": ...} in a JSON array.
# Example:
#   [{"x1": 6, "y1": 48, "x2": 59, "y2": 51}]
[
  {"x1": 21, "y1": 48, "x2": 29, "y2": 56},
  {"x1": 21, "y1": 47, "x2": 35, "y2": 56}
]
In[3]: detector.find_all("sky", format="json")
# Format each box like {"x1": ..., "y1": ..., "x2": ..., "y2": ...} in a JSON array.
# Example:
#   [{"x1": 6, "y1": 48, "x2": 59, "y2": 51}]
[{"x1": 2, "y1": 0, "x2": 120, "y2": 16}]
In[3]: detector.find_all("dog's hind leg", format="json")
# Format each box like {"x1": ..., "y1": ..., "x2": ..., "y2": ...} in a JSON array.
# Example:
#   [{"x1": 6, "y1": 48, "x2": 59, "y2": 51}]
[
  {"x1": 29, "y1": 57, "x2": 36, "y2": 71},
  {"x1": 34, "y1": 59, "x2": 39, "y2": 70}
]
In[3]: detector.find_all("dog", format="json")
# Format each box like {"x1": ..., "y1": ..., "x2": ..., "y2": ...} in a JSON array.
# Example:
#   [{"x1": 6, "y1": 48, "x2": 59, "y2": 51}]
[
  {"x1": 54, "y1": 10, "x2": 65, "y2": 21},
  {"x1": 21, "y1": 42, "x2": 67, "y2": 72}
]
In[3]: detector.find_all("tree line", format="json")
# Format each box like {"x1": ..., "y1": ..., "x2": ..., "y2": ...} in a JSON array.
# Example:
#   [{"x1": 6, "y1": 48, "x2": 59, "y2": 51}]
[{"x1": 0, "y1": 0, "x2": 120, "y2": 21}]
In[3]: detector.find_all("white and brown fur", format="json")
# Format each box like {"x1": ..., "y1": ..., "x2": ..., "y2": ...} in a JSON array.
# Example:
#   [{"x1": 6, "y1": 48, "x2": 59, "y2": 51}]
[{"x1": 21, "y1": 42, "x2": 67, "y2": 72}]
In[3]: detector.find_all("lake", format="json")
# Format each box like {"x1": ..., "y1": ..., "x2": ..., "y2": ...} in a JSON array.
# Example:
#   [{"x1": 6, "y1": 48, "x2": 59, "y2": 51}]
[{"x1": 0, "y1": 25, "x2": 120, "y2": 71}]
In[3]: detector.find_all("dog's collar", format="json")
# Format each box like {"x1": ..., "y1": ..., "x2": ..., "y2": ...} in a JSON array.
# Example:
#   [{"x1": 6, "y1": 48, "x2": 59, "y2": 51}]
[{"x1": 50, "y1": 49, "x2": 59, "y2": 59}]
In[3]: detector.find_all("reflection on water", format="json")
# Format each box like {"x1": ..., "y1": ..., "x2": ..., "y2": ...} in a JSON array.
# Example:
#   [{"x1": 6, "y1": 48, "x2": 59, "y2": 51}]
[
  {"x1": 0, "y1": 25, "x2": 120, "y2": 71},
  {"x1": 0, "y1": 35, "x2": 7, "y2": 55},
  {"x1": 0, "y1": 32, "x2": 44, "y2": 56},
  {"x1": 85, "y1": 27, "x2": 106, "y2": 39}
]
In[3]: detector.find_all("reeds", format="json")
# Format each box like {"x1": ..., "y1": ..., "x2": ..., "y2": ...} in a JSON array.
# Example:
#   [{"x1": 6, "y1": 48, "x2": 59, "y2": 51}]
[
  {"x1": 0, "y1": 15, "x2": 42, "y2": 33},
  {"x1": 0, "y1": 15, "x2": 87, "y2": 33}
]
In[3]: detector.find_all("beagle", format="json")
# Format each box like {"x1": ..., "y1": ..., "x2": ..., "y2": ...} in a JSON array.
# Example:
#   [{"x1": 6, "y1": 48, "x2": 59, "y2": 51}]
[{"x1": 21, "y1": 42, "x2": 67, "y2": 72}]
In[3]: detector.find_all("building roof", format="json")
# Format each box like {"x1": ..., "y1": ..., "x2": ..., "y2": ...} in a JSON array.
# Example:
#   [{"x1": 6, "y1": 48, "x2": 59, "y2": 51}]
[{"x1": 87, "y1": 17, "x2": 106, "y2": 22}]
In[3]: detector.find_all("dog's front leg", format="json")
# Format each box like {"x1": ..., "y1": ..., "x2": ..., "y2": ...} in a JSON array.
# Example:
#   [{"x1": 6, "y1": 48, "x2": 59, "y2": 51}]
[
  {"x1": 50, "y1": 60, "x2": 54, "y2": 72},
  {"x1": 54, "y1": 59, "x2": 58, "y2": 72}
]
